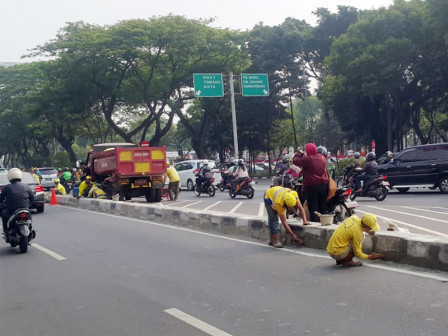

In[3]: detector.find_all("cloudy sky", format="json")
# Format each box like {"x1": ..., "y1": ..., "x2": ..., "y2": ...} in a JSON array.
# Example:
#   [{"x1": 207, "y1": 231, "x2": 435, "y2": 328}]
[{"x1": 1, "y1": 0, "x2": 394, "y2": 62}]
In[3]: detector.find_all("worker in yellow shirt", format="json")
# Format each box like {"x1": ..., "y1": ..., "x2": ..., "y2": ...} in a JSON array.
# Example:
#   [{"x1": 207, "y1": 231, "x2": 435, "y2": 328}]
[
  {"x1": 87, "y1": 185, "x2": 107, "y2": 199},
  {"x1": 164, "y1": 161, "x2": 181, "y2": 201},
  {"x1": 264, "y1": 186, "x2": 309, "y2": 248},
  {"x1": 326, "y1": 214, "x2": 384, "y2": 267},
  {"x1": 53, "y1": 178, "x2": 66, "y2": 195},
  {"x1": 78, "y1": 176, "x2": 96, "y2": 199},
  {"x1": 32, "y1": 168, "x2": 40, "y2": 183}
]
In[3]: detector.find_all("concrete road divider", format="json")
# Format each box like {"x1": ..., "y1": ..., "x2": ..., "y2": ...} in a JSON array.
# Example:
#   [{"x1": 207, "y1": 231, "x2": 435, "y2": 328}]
[{"x1": 56, "y1": 196, "x2": 448, "y2": 272}]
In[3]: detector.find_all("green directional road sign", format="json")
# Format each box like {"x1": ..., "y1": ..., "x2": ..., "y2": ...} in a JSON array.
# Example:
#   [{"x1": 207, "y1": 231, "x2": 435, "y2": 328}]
[
  {"x1": 193, "y1": 73, "x2": 224, "y2": 97},
  {"x1": 241, "y1": 73, "x2": 269, "y2": 97}
]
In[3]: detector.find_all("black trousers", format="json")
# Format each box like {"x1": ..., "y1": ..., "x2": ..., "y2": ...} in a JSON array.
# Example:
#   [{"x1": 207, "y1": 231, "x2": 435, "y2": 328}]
[{"x1": 305, "y1": 184, "x2": 328, "y2": 222}]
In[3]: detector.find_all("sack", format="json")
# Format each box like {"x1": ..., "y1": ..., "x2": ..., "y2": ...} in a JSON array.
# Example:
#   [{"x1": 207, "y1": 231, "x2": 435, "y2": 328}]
[{"x1": 327, "y1": 177, "x2": 337, "y2": 200}]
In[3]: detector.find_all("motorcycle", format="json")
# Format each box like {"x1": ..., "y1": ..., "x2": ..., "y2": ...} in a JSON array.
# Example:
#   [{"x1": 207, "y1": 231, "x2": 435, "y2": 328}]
[
  {"x1": 3, "y1": 209, "x2": 36, "y2": 253},
  {"x1": 346, "y1": 171, "x2": 390, "y2": 201},
  {"x1": 217, "y1": 172, "x2": 234, "y2": 192},
  {"x1": 194, "y1": 175, "x2": 216, "y2": 197},
  {"x1": 327, "y1": 187, "x2": 358, "y2": 223},
  {"x1": 61, "y1": 178, "x2": 75, "y2": 193},
  {"x1": 229, "y1": 177, "x2": 255, "y2": 199}
]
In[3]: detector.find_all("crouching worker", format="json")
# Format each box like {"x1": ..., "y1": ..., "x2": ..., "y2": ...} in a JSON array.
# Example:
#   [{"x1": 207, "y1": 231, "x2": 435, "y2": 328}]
[
  {"x1": 53, "y1": 179, "x2": 66, "y2": 195},
  {"x1": 78, "y1": 176, "x2": 95, "y2": 199},
  {"x1": 327, "y1": 214, "x2": 384, "y2": 267},
  {"x1": 264, "y1": 186, "x2": 310, "y2": 248},
  {"x1": 87, "y1": 185, "x2": 107, "y2": 199}
]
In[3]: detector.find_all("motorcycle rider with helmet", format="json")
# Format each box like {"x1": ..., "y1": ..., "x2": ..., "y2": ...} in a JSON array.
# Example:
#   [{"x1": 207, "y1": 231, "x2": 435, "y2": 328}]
[
  {"x1": 60, "y1": 167, "x2": 73, "y2": 184},
  {"x1": 196, "y1": 160, "x2": 211, "y2": 189},
  {"x1": 231, "y1": 160, "x2": 249, "y2": 192},
  {"x1": 352, "y1": 152, "x2": 363, "y2": 168},
  {"x1": 317, "y1": 146, "x2": 336, "y2": 179},
  {"x1": 0, "y1": 168, "x2": 34, "y2": 242},
  {"x1": 355, "y1": 152, "x2": 378, "y2": 192}
]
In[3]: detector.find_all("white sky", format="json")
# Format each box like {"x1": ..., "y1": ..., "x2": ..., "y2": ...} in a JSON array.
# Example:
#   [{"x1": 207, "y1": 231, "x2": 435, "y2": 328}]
[{"x1": 1, "y1": 0, "x2": 394, "y2": 63}]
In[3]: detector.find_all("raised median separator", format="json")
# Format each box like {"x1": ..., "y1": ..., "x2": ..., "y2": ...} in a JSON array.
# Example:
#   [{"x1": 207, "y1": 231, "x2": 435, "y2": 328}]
[{"x1": 56, "y1": 195, "x2": 448, "y2": 272}]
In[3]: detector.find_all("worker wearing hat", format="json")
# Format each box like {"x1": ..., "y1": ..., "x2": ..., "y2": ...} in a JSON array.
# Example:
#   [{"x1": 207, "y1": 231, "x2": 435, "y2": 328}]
[
  {"x1": 264, "y1": 186, "x2": 310, "y2": 248},
  {"x1": 78, "y1": 176, "x2": 96, "y2": 199},
  {"x1": 164, "y1": 161, "x2": 180, "y2": 201},
  {"x1": 53, "y1": 178, "x2": 66, "y2": 195},
  {"x1": 327, "y1": 214, "x2": 384, "y2": 267}
]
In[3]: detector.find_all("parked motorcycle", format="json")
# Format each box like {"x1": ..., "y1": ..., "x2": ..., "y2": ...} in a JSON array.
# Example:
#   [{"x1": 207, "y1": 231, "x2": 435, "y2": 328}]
[
  {"x1": 194, "y1": 175, "x2": 216, "y2": 197},
  {"x1": 327, "y1": 187, "x2": 358, "y2": 223},
  {"x1": 229, "y1": 177, "x2": 255, "y2": 199},
  {"x1": 3, "y1": 209, "x2": 36, "y2": 253}
]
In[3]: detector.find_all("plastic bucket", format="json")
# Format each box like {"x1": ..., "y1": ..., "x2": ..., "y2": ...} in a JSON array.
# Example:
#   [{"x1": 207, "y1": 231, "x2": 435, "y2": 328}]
[{"x1": 319, "y1": 214, "x2": 334, "y2": 226}]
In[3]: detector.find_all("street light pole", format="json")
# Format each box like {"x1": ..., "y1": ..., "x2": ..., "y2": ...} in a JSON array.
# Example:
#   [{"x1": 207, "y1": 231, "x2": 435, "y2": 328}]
[{"x1": 229, "y1": 72, "x2": 239, "y2": 159}]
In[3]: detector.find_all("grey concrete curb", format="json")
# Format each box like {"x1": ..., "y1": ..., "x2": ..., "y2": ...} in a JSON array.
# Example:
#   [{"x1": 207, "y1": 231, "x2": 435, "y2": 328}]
[{"x1": 55, "y1": 195, "x2": 448, "y2": 272}]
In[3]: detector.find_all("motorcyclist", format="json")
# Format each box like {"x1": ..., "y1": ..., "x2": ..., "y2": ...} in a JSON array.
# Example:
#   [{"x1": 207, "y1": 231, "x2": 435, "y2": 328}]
[
  {"x1": 382, "y1": 151, "x2": 394, "y2": 164},
  {"x1": 352, "y1": 152, "x2": 363, "y2": 168},
  {"x1": 317, "y1": 146, "x2": 336, "y2": 179},
  {"x1": 231, "y1": 160, "x2": 249, "y2": 192},
  {"x1": 196, "y1": 160, "x2": 211, "y2": 189},
  {"x1": 278, "y1": 157, "x2": 290, "y2": 175},
  {"x1": 272, "y1": 157, "x2": 291, "y2": 186},
  {"x1": 60, "y1": 167, "x2": 73, "y2": 184},
  {"x1": 355, "y1": 152, "x2": 378, "y2": 192},
  {"x1": 53, "y1": 178, "x2": 66, "y2": 195},
  {"x1": 0, "y1": 168, "x2": 34, "y2": 242}
]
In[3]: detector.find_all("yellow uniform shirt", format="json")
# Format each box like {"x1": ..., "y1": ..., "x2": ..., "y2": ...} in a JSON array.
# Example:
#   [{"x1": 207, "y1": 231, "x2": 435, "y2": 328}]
[
  {"x1": 54, "y1": 183, "x2": 66, "y2": 195},
  {"x1": 164, "y1": 166, "x2": 180, "y2": 183},
  {"x1": 88, "y1": 186, "x2": 106, "y2": 199},
  {"x1": 79, "y1": 181, "x2": 96, "y2": 197},
  {"x1": 326, "y1": 215, "x2": 368, "y2": 259},
  {"x1": 264, "y1": 186, "x2": 299, "y2": 216}
]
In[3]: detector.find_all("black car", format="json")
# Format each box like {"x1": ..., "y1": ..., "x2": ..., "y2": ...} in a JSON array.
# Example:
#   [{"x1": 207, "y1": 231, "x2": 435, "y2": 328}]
[
  {"x1": 377, "y1": 143, "x2": 448, "y2": 193},
  {"x1": 0, "y1": 172, "x2": 45, "y2": 212}
]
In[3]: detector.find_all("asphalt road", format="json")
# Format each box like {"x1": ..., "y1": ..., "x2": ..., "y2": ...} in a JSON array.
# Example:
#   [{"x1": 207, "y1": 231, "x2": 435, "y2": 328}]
[
  {"x1": 1, "y1": 206, "x2": 447, "y2": 336},
  {"x1": 131, "y1": 179, "x2": 448, "y2": 237}
]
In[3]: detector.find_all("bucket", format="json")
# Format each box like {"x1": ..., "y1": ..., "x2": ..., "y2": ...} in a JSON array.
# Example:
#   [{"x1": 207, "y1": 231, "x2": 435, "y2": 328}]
[{"x1": 314, "y1": 211, "x2": 334, "y2": 226}]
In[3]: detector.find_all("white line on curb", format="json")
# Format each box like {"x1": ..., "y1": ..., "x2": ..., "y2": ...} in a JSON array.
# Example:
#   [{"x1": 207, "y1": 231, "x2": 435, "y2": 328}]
[
  {"x1": 229, "y1": 202, "x2": 243, "y2": 213},
  {"x1": 31, "y1": 243, "x2": 66, "y2": 261},
  {"x1": 356, "y1": 209, "x2": 448, "y2": 238},
  {"x1": 204, "y1": 201, "x2": 221, "y2": 211},
  {"x1": 258, "y1": 202, "x2": 265, "y2": 217},
  {"x1": 182, "y1": 201, "x2": 203, "y2": 208},
  {"x1": 61, "y1": 207, "x2": 448, "y2": 282},
  {"x1": 164, "y1": 308, "x2": 232, "y2": 336}
]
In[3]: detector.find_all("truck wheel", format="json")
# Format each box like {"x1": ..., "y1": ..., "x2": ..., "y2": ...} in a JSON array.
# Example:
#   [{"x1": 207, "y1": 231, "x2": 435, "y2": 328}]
[
  {"x1": 124, "y1": 191, "x2": 132, "y2": 200},
  {"x1": 145, "y1": 189, "x2": 156, "y2": 203},
  {"x1": 155, "y1": 189, "x2": 162, "y2": 202}
]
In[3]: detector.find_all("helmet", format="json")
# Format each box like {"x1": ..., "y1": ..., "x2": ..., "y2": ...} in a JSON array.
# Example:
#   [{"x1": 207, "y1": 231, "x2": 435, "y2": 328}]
[
  {"x1": 317, "y1": 146, "x2": 328, "y2": 157},
  {"x1": 202, "y1": 160, "x2": 208, "y2": 166},
  {"x1": 72, "y1": 168, "x2": 77, "y2": 173},
  {"x1": 54, "y1": 178, "x2": 60, "y2": 183},
  {"x1": 166, "y1": 161, "x2": 170, "y2": 167},
  {"x1": 58, "y1": 168, "x2": 62, "y2": 172},
  {"x1": 353, "y1": 152, "x2": 361, "y2": 159},
  {"x1": 64, "y1": 167, "x2": 69, "y2": 171},
  {"x1": 7, "y1": 168, "x2": 22, "y2": 182},
  {"x1": 366, "y1": 152, "x2": 376, "y2": 161},
  {"x1": 386, "y1": 151, "x2": 393, "y2": 158},
  {"x1": 282, "y1": 158, "x2": 289, "y2": 164}
]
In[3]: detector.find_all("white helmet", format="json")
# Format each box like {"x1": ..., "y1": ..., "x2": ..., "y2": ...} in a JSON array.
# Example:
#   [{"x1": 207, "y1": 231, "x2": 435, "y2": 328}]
[
  {"x1": 202, "y1": 160, "x2": 208, "y2": 165},
  {"x1": 7, "y1": 168, "x2": 23, "y2": 182}
]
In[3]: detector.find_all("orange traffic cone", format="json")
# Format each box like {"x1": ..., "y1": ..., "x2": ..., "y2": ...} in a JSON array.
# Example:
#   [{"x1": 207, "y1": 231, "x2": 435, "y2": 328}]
[{"x1": 50, "y1": 188, "x2": 58, "y2": 205}]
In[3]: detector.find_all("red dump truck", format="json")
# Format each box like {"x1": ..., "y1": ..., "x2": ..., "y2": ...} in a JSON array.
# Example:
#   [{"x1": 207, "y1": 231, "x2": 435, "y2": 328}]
[{"x1": 85, "y1": 143, "x2": 167, "y2": 202}]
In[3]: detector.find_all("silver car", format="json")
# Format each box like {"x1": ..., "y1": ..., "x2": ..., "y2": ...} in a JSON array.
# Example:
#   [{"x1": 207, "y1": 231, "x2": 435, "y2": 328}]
[{"x1": 38, "y1": 167, "x2": 59, "y2": 191}]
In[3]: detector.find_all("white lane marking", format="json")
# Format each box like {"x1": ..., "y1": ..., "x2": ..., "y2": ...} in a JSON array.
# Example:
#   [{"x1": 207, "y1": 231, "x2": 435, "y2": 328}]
[
  {"x1": 31, "y1": 243, "x2": 66, "y2": 261},
  {"x1": 229, "y1": 202, "x2": 243, "y2": 214},
  {"x1": 258, "y1": 202, "x2": 265, "y2": 217},
  {"x1": 165, "y1": 308, "x2": 232, "y2": 336},
  {"x1": 182, "y1": 201, "x2": 203, "y2": 208},
  {"x1": 63, "y1": 207, "x2": 448, "y2": 282},
  {"x1": 356, "y1": 209, "x2": 448, "y2": 238},
  {"x1": 367, "y1": 205, "x2": 448, "y2": 225},
  {"x1": 433, "y1": 207, "x2": 448, "y2": 211},
  {"x1": 204, "y1": 201, "x2": 221, "y2": 211},
  {"x1": 401, "y1": 206, "x2": 448, "y2": 216}
]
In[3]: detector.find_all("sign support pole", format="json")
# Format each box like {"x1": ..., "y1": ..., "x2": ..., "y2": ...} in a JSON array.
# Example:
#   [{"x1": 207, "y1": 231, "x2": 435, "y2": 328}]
[{"x1": 229, "y1": 72, "x2": 239, "y2": 159}]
